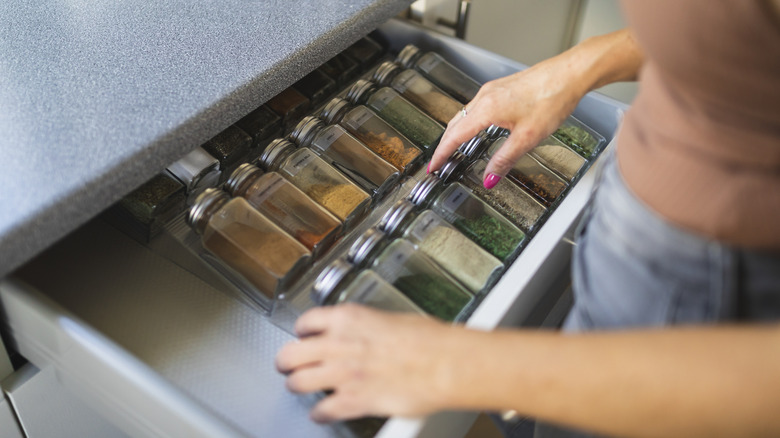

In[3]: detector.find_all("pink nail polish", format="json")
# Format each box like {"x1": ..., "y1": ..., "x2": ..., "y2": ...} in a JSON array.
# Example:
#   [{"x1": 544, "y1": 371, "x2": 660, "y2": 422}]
[
  {"x1": 484, "y1": 173, "x2": 501, "y2": 189},
  {"x1": 426, "y1": 162, "x2": 431, "y2": 174}
]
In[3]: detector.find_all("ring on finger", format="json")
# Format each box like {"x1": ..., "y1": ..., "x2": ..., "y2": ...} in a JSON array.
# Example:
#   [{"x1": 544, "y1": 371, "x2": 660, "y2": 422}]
[{"x1": 460, "y1": 106, "x2": 468, "y2": 118}]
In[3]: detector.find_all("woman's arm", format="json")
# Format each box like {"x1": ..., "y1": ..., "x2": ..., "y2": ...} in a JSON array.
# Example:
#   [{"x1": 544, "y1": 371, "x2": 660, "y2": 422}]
[
  {"x1": 429, "y1": 28, "x2": 643, "y2": 185},
  {"x1": 276, "y1": 304, "x2": 780, "y2": 438}
]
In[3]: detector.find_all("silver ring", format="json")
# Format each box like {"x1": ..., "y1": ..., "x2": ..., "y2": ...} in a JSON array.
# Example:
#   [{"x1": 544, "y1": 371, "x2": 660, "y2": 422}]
[{"x1": 460, "y1": 107, "x2": 468, "y2": 117}]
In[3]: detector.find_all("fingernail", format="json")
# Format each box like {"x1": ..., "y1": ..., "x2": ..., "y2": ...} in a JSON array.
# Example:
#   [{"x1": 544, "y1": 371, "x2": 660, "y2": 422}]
[
  {"x1": 426, "y1": 162, "x2": 431, "y2": 174},
  {"x1": 484, "y1": 173, "x2": 501, "y2": 189}
]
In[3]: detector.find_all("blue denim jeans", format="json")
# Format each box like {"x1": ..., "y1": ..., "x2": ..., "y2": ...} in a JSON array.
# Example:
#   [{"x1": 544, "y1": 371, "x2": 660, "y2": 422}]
[{"x1": 520, "y1": 152, "x2": 780, "y2": 438}]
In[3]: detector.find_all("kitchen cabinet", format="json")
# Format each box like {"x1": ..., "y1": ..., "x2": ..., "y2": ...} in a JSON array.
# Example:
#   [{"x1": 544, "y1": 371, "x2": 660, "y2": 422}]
[{"x1": 0, "y1": 3, "x2": 627, "y2": 436}]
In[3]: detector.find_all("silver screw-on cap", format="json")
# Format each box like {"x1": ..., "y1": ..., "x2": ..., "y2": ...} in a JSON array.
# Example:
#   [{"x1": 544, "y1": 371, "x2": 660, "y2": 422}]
[
  {"x1": 377, "y1": 199, "x2": 416, "y2": 236},
  {"x1": 290, "y1": 116, "x2": 325, "y2": 148},
  {"x1": 409, "y1": 173, "x2": 443, "y2": 206},
  {"x1": 186, "y1": 188, "x2": 230, "y2": 234},
  {"x1": 396, "y1": 44, "x2": 422, "y2": 68},
  {"x1": 225, "y1": 163, "x2": 263, "y2": 197},
  {"x1": 347, "y1": 227, "x2": 387, "y2": 266},
  {"x1": 486, "y1": 124, "x2": 510, "y2": 140},
  {"x1": 346, "y1": 79, "x2": 377, "y2": 105},
  {"x1": 311, "y1": 258, "x2": 355, "y2": 305},
  {"x1": 319, "y1": 97, "x2": 352, "y2": 125},
  {"x1": 439, "y1": 151, "x2": 467, "y2": 184},
  {"x1": 258, "y1": 138, "x2": 295, "y2": 170},
  {"x1": 373, "y1": 61, "x2": 402, "y2": 86}
]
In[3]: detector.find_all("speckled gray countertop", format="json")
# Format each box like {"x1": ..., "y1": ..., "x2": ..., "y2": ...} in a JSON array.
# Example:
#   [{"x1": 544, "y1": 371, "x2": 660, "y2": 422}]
[{"x1": 0, "y1": 0, "x2": 412, "y2": 277}]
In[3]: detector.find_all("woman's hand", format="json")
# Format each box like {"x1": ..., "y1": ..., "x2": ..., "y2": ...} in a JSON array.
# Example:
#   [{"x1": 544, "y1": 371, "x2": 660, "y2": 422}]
[
  {"x1": 275, "y1": 304, "x2": 458, "y2": 422},
  {"x1": 429, "y1": 29, "x2": 643, "y2": 188}
]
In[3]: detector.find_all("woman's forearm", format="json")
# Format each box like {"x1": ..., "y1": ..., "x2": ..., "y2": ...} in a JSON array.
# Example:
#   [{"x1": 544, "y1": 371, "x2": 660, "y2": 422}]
[{"x1": 442, "y1": 325, "x2": 780, "y2": 438}]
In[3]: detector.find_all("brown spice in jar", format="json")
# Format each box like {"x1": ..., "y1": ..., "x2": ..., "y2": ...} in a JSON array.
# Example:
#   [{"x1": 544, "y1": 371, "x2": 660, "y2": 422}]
[
  {"x1": 359, "y1": 131, "x2": 421, "y2": 170},
  {"x1": 410, "y1": 91, "x2": 462, "y2": 125},
  {"x1": 507, "y1": 171, "x2": 567, "y2": 207},
  {"x1": 307, "y1": 183, "x2": 369, "y2": 221},
  {"x1": 203, "y1": 222, "x2": 307, "y2": 299}
]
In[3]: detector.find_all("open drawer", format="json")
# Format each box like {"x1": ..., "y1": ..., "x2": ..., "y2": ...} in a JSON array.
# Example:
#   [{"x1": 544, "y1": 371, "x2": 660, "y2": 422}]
[{"x1": 0, "y1": 18, "x2": 627, "y2": 438}]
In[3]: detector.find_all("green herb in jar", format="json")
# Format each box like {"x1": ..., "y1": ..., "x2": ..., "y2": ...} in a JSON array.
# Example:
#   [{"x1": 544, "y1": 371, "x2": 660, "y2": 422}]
[
  {"x1": 370, "y1": 92, "x2": 444, "y2": 153},
  {"x1": 453, "y1": 215, "x2": 525, "y2": 262},
  {"x1": 552, "y1": 125, "x2": 600, "y2": 158},
  {"x1": 393, "y1": 273, "x2": 471, "y2": 321}
]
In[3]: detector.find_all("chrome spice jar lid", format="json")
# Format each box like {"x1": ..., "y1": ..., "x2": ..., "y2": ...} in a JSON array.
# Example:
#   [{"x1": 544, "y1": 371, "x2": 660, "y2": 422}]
[
  {"x1": 377, "y1": 199, "x2": 416, "y2": 236},
  {"x1": 347, "y1": 227, "x2": 387, "y2": 266},
  {"x1": 396, "y1": 44, "x2": 422, "y2": 68},
  {"x1": 311, "y1": 257, "x2": 355, "y2": 305},
  {"x1": 409, "y1": 173, "x2": 443, "y2": 206}
]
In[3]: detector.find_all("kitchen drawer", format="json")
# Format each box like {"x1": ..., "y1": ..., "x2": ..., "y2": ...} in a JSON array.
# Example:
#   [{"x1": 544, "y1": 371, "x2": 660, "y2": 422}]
[{"x1": 0, "y1": 18, "x2": 626, "y2": 438}]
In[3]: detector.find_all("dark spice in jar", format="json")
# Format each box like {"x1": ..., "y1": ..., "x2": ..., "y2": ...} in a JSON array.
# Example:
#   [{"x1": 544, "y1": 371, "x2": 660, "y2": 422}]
[
  {"x1": 236, "y1": 105, "x2": 282, "y2": 149},
  {"x1": 320, "y1": 53, "x2": 359, "y2": 86},
  {"x1": 202, "y1": 125, "x2": 252, "y2": 180},
  {"x1": 343, "y1": 36, "x2": 384, "y2": 69},
  {"x1": 453, "y1": 215, "x2": 525, "y2": 262},
  {"x1": 292, "y1": 69, "x2": 337, "y2": 106},
  {"x1": 266, "y1": 88, "x2": 311, "y2": 132},
  {"x1": 504, "y1": 156, "x2": 568, "y2": 207},
  {"x1": 393, "y1": 273, "x2": 471, "y2": 321}
]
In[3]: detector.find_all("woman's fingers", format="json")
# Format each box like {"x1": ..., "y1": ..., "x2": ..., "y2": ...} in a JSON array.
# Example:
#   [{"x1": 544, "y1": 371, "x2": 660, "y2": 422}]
[
  {"x1": 482, "y1": 125, "x2": 544, "y2": 181},
  {"x1": 311, "y1": 392, "x2": 367, "y2": 423}
]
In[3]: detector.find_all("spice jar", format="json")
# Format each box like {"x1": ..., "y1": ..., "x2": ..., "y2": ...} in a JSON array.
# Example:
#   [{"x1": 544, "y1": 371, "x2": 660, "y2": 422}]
[
  {"x1": 409, "y1": 174, "x2": 526, "y2": 262},
  {"x1": 321, "y1": 98, "x2": 423, "y2": 174},
  {"x1": 292, "y1": 69, "x2": 337, "y2": 106},
  {"x1": 166, "y1": 146, "x2": 221, "y2": 204},
  {"x1": 202, "y1": 125, "x2": 253, "y2": 183},
  {"x1": 529, "y1": 135, "x2": 587, "y2": 182},
  {"x1": 312, "y1": 258, "x2": 425, "y2": 314},
  {"x1": 187, "y1": 188, "x2": 311, "y2": 305},
  {"x1": 346, "y1": 80, "x2": 444, "y2": 155},
  {"x1": 402, "y1": 209, "x2": 503, "y2": 293},
  {"x1": 236, "y1": 104, "x2": 282, "y2": 151},
  {"x1": 266, "y1": 87, "x2": 311, "y2": 134},
  {"x1": 290, "y1": 116, "x2": 400, "y2": 200},
  {"x1": 552, "y1": 116, "x2": 606, "y2": 159},
  {"x1": 225, "y1": 163, "x2": 342, "y2": 258},
  {"x1": 112, "y1": 172, "x2": 186, "y2": 242},
  {"x1": 342, "y1": 36, "x2": 384, "y2": 69},
  {"x1": 458, "y1": 131, "x2": 492, "y2": 160},
  {"x1": 258, "y1": 138, "x2": 370, "y2": 230},
  {"x1": 377, "y1": 199, "x2": 418, "y2": 237},
  {"x1": 445, "y1": 153, "x2": 546, "y2": 233},
  {"x1": 396, "y1": 44, "x2": 481, "y2": 104},
  {"x1": 320, "y1": 53, "x2": 359, "y2": 87},
  {"x1": 348, "y1": 228, "x2": 473, "y2": 321},
  {"x1": 486, "y1": 137, "x2": 568, "y2": 207},
  {"x1": 373, "y1": 61, "x2": 462, "y2": 126}
]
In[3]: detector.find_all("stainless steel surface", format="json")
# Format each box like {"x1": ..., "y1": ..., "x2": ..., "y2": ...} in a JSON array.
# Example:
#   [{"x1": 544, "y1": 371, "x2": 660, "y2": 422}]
[
  {"x1": 0, "y1": 396, "x2": 23, "y2": 438},
  {"x1": 3, "y1": 364, "x2": 127, "y2": 438}
]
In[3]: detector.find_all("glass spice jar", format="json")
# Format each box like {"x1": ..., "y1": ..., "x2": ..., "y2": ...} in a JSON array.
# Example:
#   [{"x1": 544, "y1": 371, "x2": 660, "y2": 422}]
[
  {"x1": 201, "y1": 125, "x2": 253, "y2": 183},
  {"x1": 396, "y1": 44, "x2": 481, "y2": 104},
  {"x1": 113, "y1": 172, "x2": 186, "y2": 242},
  {"x1": 292, "y1": 68, "x2": 337, "y2": 106},
  {"x1": 346, "y1": 79, "x2": 444, "y2": 156},
  {"x1": 486, "y1": 137, "x2": 569, "y2": 207},
  {"x1": 529, "y1": 135, "x2": 587, "y2": 182},
  {"x1": 225, "y1": 163, "x2": 342, "y2": 259},
  {"x1": 320, "y1": 98, "x2": 423, "y2": 174},
  {"x1": 445, "y1": 152, "x2": 546, "y2": 233},
  {"x1": 373, "y1": 61, "x2": 463, "y2": 126},
  {"x1": 258, "y1": 138, "x2": 370, "y2": 230},
  {"x1": 166, "y1": 146, "x2": 221, "y2": 204},
  {"x1": 401, "y1": 209, "x2": 504, "y2": 294},
  {"x1": 348, "y1": 228, "x2": 473, "y2": 321},
  {"x1": 458, "y1": 130, "x2": 492, "y2": 160},
  {"x1": 187, "y1": 188, "x2": 311, "y2": 305},
  {"x1": 312, "y1": 258, "x2": 425, "y2": 314},
  {"x1": 265, "y1": 87, "x2": 311, "y2": 134},
  {"x1": 319, "y1": 52, "x2": 360, "y2": 87},
  {"x1": 342, "y1": 36, "x2": 384, "y2": 69},
  {"x1": 409, "y1": 174, "x2": 526, "y2": 263},
  {"x1": 552, "y1": 116, "x2": 606, "y2": 159},
  {"x1": 290, "y1": 116, "x2": 400, "y2": 200},
  {"x1": 236, "y1": 104, "x2": 282, "y2": 151}
]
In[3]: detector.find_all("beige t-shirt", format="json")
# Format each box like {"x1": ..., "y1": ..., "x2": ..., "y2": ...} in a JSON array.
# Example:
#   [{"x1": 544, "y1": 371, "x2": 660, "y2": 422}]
[{"x1": 618, "y1": 0, "x2": 780, "y2": 249}]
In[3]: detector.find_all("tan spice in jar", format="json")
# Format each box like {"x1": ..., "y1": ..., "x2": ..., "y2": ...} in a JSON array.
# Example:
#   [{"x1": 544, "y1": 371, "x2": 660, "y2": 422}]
[
  {"x1": 307, "y1": 183, "x2": 369, "y2": 221},
  {"x1": 360, "y1": 131, "x2": 421, "y2": 170}
]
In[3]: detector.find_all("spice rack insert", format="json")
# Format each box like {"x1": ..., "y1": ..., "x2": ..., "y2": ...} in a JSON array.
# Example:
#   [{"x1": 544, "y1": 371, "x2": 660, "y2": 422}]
[{"x1": 110, "y1": 23, "x2": 612, "y2": 335}]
